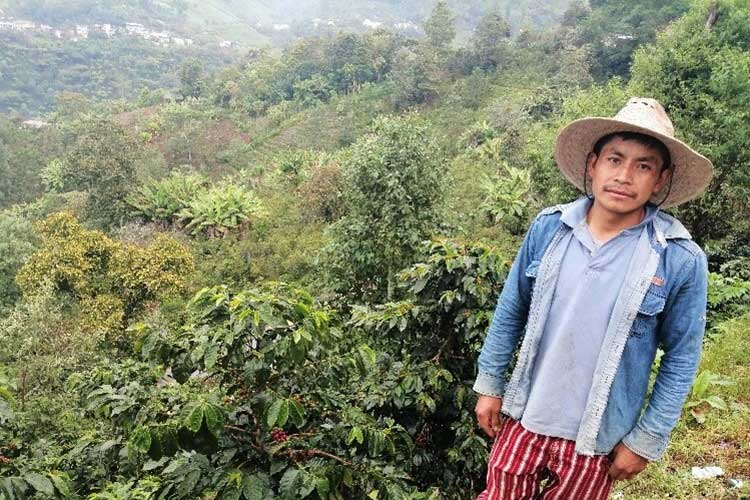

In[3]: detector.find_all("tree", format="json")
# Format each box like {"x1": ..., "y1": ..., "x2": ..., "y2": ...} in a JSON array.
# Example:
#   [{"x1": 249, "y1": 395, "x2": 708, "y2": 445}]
[
  {"x1": 628, "y1": 0, "x2": 750, "y2": 265},
  {"x1": 58, "y1": 116, "x2": 142, "y2": 227},
  {"x1": 178, "y1": 58, "x2": 205, "y2": 99},
  {"x1": 0, "y1": 210, "x2": 37, "y2": 311},
  {"x1": 0, "y1": 140, "x2": 10, "y2": 208},
  {"x1": 574, "y1": 0, "x2": 690, "y2": 80},
  {"x1": 322, "y1": 115, "x2": 447, "y2": 299},
  {"x1": 0, "y1": 119, "x2": 49, "y2": 209},
  {"x1": 17, "y1": 212, "x2": 194, "y2": 339},
  {"x1": 561, "y1": 0, "x2": 591, "y2": 28},
  {"x1": 389, "y1": 46, "x2": 439, "y2": 110},
  {"x1": 470, "y1": 10, "x2": 512, "y2": 71},
  {"x1": 424, "y1": 0, "x2": 456, "y2": 52},
  {"x1": 6, "y1": 238, "x2": 509, "y2": 498}
]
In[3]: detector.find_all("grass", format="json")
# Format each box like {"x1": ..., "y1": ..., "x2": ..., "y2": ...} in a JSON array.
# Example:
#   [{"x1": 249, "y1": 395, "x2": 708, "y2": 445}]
[{"x1": 614, "y1": 317, "x2": 750, "y2": 499}]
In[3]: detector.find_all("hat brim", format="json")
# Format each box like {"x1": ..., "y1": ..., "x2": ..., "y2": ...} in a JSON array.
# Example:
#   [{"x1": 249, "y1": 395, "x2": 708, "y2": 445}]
[{"x1": 554, "y1": 117, "x2": 714, "y2": 208}]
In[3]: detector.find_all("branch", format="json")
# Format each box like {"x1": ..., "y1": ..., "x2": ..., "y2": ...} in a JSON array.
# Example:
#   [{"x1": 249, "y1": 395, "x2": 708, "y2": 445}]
[
  {"x1": 297, "y1": 448, "x2": 353, "y2": 466},
  {"x1": 225, "y1": 424, "x2": 264, "y2": 452}
]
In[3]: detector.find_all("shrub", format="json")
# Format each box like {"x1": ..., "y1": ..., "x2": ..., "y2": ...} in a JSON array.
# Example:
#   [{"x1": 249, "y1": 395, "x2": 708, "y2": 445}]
[
  {"x1": 296, "y1": 161, "x2": 346, "y2": 223},
  {"x1": 57, "y1": 116, "x2": 143, "y2": 227},
  {"x1": 272, "y1": 149, "x2": 319, "y2": 186},
  {"x1": 30, "y1": 237, "x2": 507, "y2": 498},
  {"x1": 16, "y1": 212, "x2": 194, "y2": 340},
  {"x1": 479, "y1": 164, "x2": 532, "y2": 235},
  {"x1": 322, "y1": 115, "x2": 447, "y2": 300},
  {"x1": 177, "y1": 184, "x2": 264, "y2": 238},
  {"x1": 127, "y1": 172, "x2": 208, "y2": 225},
  {"x1": 0, "y1": 210, "x2": 38, "y2": 312}
]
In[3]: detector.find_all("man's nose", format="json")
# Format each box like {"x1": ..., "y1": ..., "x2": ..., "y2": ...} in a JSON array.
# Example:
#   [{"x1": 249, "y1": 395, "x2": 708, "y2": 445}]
[{"x1": 614, "y1": 163, "x2": 635, "y2": 183}]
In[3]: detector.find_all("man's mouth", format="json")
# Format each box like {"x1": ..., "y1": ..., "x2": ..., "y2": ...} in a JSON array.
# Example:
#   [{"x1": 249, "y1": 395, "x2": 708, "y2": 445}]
[{"x1": 604, "y1": 188, "x2": 635, "y2": 198}]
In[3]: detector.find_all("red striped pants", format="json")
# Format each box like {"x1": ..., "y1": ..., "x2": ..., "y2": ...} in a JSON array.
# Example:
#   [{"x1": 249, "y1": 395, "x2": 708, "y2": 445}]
[{"x1": 477, "y1": 419, "x2": 614, "y2": 500}]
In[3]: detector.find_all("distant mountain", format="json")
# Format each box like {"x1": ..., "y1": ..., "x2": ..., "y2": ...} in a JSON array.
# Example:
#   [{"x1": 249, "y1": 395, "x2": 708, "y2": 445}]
[
  {"x1": 0, "y1": 0, "x2": 573, "y2": 115},
  {"x1": 1, "y1": 0, "x2": 574, "y2": 47}
]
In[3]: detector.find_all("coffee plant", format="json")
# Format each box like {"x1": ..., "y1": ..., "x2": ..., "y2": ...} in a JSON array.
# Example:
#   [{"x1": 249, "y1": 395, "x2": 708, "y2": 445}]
[{"x1": 0, "y1": 238, "x2": 508, "y2": 499}]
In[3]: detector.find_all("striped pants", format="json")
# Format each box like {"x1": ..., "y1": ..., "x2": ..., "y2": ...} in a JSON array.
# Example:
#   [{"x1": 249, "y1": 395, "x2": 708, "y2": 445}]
[{"x1": 477, "y1": 419, "x2": 614, "y2": 500}]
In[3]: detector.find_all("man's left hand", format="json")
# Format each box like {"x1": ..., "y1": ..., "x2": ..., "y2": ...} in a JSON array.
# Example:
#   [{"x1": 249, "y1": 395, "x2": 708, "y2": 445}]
[{"x1": 608, "y1": 442, "x2": 648, "y2": 481}]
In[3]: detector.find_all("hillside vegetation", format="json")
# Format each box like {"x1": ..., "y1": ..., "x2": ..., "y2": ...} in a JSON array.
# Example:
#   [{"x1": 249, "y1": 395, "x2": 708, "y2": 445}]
[
  {"x1": 0, "y1": 0, "x2": 574, "y2": 113},
  {"x1": 0, "y1": 0, "x2": 749, "y2": 498}
]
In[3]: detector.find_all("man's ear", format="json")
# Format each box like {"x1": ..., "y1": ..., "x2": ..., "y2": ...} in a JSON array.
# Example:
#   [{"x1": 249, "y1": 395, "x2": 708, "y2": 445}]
[
  {"x1": 653, "y1": 166, "x2": 672, "y2": 195},
  {"x1": 586, "y1": 152, "x2": 598, "y2": 176}
]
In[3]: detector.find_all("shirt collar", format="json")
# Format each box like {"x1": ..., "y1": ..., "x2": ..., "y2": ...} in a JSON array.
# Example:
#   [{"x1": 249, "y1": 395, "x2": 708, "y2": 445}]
[{"x1": 560, "y1": 197, "x2": 660, "y2": 234}]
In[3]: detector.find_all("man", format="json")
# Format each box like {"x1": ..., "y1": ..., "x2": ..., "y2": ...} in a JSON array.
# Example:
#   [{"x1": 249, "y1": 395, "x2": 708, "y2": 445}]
[{"x1": 473, "y1": 98, "x2": 713, "y2": 499}]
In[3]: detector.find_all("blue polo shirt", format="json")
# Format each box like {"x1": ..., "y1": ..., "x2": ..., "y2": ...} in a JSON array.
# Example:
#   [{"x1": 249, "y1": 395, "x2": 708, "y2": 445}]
[{"x1": 520, "y1": 199, "x2": 658, "y2": 440}]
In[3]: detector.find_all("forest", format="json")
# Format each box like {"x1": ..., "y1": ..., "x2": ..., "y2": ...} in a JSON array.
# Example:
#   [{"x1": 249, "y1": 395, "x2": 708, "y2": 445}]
[{"x1": 0, "y1": 0, "x2": 748, "y2": 498}]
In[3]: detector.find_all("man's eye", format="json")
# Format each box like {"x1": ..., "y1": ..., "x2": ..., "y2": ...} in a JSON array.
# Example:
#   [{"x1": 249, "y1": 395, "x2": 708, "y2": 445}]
[
  {"x1": 608, "y1": 157, "x2": 620, "y2": 164},
  {"x1": 639, "y1": 164, "x2": 653, "y2": 170}
]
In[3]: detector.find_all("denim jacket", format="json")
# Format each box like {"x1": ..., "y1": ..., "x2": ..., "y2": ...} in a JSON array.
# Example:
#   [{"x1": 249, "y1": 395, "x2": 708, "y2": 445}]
[{"x1": 474, "y1": 198, "x2": 708, "y2": 461}]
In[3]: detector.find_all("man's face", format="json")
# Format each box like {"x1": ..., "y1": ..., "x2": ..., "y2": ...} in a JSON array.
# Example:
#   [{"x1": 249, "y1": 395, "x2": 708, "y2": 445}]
[{"x1": 587, "y1": 136, "x2": 671, "y2": 218}]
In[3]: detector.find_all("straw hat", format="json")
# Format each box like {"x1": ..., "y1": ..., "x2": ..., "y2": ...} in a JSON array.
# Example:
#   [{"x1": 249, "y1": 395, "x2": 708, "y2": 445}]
[{"x1": 554, "y1": 97, "x2": 714, "y2": 208}]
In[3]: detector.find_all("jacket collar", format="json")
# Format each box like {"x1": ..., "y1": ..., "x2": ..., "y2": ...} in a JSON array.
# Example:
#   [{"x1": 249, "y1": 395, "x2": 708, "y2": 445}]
[
  {"x1": 654, "y1": 211, "x2": 692, "y2": 241},
  {"x1": 552, "y1": 197, "x2": 692, "y2": 245}
]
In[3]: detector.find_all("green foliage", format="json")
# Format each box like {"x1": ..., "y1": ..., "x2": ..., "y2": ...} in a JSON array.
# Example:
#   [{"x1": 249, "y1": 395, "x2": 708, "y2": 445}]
[
  {"x1": 40, "y1": 159, "x2": 66, "y2": 194},
  {"x1": 14, "y1": 236, "x2": 507, "y2": 498},
  {"x1": 706, "y1": 272, "x2": 750, "y2": 330},
  {"x1": 222, "y1": 31, "x2": 404, "y2": 116},
  {"x1": 0, "y1": 277, "x2": 111, "y2": 469},
  {"x1": 0, "y1": 470, "x2": 74, "y2": 499},
  {"x1": 350, "y1": 238, "x2": 508, "y2": 496},
  {"x1": 177, "y1": 183, "x2": 264, "y2": 238},
  {"x1": 388, "y1": 47, "x2": 439, "y2": 110},
  {"x1": 468, "y1": 11, "x2": 512, "y2": 71},
  {"x1": 456, "y1": 69, "x2": 492, "y2": 109},
  {"x1": 178, "y1": 58, "x2": 206, "y2": 100},
  {"x1": 296, "y1": 160, "x2": 346, "y2": 223},
  {"x1": 16, "y1": 212, "x2": 194, "y2": 339},
  {"x1": 685, "y1": 370, "x2": 735, "y2": 424},
  {"x1": 0, "y1": 210, "x2": 38, "y2": 312},
  {"x1": 574, "y1": 0, "x2": 690, "y2": 81},
  {"x1": 323, "y1": 115, "x2": 447, "y2": 299},
  {"x1": 0, "y1": 138, "x2": 10, "y2": 207},
  {"x1": 293, "y1": 74, "x2": 335, "y2": 108},
  {"x1": 57, "y1": 116, "x2": 143, "y2": 227},
  {"x1": 424, "y1": 1, "x2": 456, "y2": 52},
  {"x1": 77, "y1": 282, "x2": 423, "y2": 498},
  {"x1": 0, "y1": 29, "x2": 234, "y2": 114},
  {"x1": 271, "y1": 149, "x2": 319, "y2": 186},
  {"x1": 0, "y1": 118, "x2": 54, "y2": 209},
  {"x1": 479, "y1": 163, "x2": 532, "y2": 234},
  {"x1": 628, "y1": 0, "x2": 750, "y2": 250},
  {"x1": 127, "y1": 171, "x2": 207, "y2": 225}
]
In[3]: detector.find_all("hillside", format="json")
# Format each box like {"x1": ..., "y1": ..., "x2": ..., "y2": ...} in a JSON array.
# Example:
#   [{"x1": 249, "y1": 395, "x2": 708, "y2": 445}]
[
  {"x1": 0, "y1": 30, "x2": 238, "y2": 114},
  {"x1": 0, "y1": 0, "x2": 573, "y2": 115},
  {"x1": 1, "y1": 0, "x2": 748, "y2": 498},
  {"x1": 2, "y1": 0, "x2": 574, "y2": 44}
]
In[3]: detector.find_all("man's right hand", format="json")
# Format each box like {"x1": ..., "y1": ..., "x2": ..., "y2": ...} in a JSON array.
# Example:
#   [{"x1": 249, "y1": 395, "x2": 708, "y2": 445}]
[{"x1": 475, "y1": 395, "x2": 504, "y2": 438}]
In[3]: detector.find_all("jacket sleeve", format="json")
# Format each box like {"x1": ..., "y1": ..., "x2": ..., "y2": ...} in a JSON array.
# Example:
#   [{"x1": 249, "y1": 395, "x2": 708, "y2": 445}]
[
  {"x1": 472, "y1": 216, "x2": 540, "y2": 398},
  {"x1": 622, "y1": 249, "x2": 708, "y2": 461}
]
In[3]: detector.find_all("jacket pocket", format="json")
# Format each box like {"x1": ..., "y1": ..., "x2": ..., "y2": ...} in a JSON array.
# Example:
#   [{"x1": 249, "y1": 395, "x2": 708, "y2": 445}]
[{"x1": 630, "y1": 290, "x2": 666, "y2": 338}]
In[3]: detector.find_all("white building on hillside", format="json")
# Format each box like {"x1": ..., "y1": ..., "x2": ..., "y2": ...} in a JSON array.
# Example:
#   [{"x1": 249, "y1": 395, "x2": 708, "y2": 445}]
[{"x1": 126, "y1": 22, "x2": 146, "y2": 35}]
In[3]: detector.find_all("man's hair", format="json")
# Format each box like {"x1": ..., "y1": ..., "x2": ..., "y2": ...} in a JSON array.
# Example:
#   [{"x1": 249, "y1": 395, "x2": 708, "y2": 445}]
[{"x1": 592, "y1": 131, "x2": 672, "y2": 172}]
